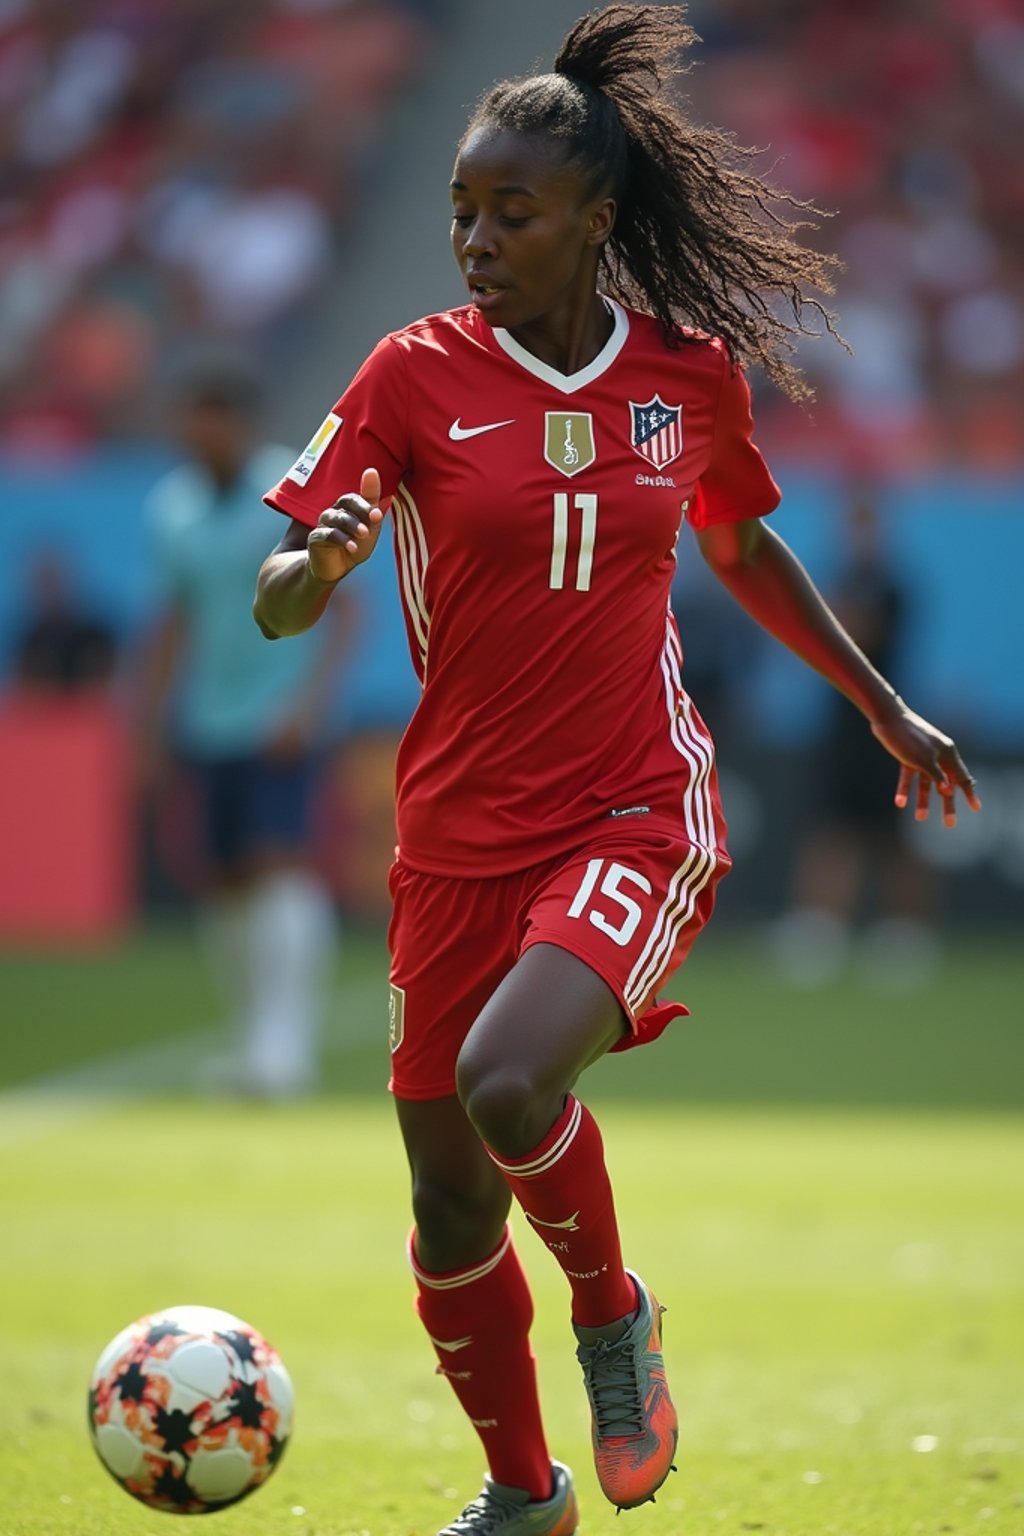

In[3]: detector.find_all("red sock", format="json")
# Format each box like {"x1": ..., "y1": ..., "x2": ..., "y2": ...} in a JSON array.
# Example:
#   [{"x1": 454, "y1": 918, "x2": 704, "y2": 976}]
[
  {"x1": 409, "y1": 1225, "x2": 553, "y2": 1501},
  {"x1": 487, "y1": 1096, "x2": 637, "y2": 1328}
]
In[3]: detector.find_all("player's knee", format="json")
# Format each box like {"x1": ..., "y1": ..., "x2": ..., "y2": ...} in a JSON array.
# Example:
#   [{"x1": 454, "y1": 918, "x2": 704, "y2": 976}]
[{"x1": 456, "y1": 1057, "x2": 553, "y2": 1158}]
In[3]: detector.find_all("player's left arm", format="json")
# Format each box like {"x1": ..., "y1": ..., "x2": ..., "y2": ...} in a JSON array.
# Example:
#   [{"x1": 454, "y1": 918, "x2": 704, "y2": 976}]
[{"x1": 696, "y1": 516, "x2": 981, "y2": 827}]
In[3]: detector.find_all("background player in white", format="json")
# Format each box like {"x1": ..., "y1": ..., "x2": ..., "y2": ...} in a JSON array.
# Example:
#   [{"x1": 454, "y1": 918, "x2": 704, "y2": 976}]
[{"x1": 142, "y1": 354, "x2": 347, "y2": 1100}]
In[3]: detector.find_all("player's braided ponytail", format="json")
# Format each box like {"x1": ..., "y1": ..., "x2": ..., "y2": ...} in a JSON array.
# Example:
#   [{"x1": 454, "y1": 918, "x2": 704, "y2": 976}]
[{"x1": 466, "y1": 3, "x2": 842, "y2": 399}]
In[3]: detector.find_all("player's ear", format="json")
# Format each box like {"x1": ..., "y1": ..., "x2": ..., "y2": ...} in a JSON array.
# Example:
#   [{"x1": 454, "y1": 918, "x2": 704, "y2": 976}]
[{"x1": 586, "y1": 197, "x2": 616, "y2": 248}]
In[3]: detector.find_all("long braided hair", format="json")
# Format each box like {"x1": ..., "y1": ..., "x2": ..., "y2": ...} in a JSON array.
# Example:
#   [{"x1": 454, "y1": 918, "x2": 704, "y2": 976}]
[{"x1": 463, "y1": 3, "x2": 842, "y2": 400}]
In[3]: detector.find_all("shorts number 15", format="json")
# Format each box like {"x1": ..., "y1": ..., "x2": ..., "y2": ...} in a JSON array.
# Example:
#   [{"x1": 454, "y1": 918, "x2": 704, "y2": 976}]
[
  {"x1": 549, "y1": 493, "x2": 597, "y2": 592},
  {"x1": 567, "y1": 857, "x2": 652, "y2": 947}
]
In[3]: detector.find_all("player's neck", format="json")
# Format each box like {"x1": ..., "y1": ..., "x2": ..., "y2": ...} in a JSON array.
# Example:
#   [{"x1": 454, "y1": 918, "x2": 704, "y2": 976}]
[{"x1": 506, "y1": 292, "x2": 614, "y2": 378}]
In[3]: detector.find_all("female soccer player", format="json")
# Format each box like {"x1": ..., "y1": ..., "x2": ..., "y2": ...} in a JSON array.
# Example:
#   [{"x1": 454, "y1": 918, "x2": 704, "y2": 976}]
[{"x1": 254, "y1": 7, "x2": 979, "y2": 1533}]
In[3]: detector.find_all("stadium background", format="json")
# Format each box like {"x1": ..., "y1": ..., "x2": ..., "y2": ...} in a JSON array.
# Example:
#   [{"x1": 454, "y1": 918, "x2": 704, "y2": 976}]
[
  {"x1": 1, "y1": 5, "x2": 1022, "y2": 1535},
  {"x1": 0, "y1": 0, "x2": 1022, "y2": 943}
]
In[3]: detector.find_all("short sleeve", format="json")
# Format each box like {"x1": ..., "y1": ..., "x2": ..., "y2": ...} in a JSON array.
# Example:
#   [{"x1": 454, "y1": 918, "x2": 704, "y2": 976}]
[
  {"x1": 263, "y1": 335, "x2": 411, "y2": 527},
  {"x1": 686, "y1": 353, "x2": 781, "y2": 529}
]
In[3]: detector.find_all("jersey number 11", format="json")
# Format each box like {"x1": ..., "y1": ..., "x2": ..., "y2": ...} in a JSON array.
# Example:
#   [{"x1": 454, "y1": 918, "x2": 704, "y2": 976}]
[{"x1": 549, "y1": 492, "x2": 597, "y2": 592}]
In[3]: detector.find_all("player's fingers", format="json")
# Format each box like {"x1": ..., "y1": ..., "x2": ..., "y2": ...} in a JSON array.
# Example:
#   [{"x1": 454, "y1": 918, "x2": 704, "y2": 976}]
[
  {"x1": 310, "y1": 521, "x2": 361, "y2": 549},
  {"x1": 941, "y1": 746, "x2": 982, "y2": 813},
  {"x1": 311, "y1": 514, "x2": 360, "y2": 537},
  {"x1": 936, "y1": 776, "x2": 957, "y2": 829},
  {"x1": 327, "y1": 494, "x2": 372, "y2": 520},
  {"x1": 317, "y1": 505, "x2": 376, "y2": 551},
  {"x1": 894, "y1": 763, "x2": 913, "y2": 809},
  {"x1": 360, "y1": 466, "x2": 382, "y2": 508},
  {"x1": 914, "y1": 773, "x2": 932, "y2": 822}
]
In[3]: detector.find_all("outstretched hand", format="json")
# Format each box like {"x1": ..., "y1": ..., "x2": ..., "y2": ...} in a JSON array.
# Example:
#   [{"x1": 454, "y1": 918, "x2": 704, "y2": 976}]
[
  {"x1": 306, "y1": 467, "x2": 384, "y2": 584},
  {"x1": 871, "y1": 700, "x2": 981, "y2": 828}
]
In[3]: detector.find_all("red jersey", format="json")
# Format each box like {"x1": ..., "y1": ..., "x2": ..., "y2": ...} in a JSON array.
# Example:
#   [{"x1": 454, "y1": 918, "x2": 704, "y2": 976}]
[{"x1": 265, "y1": 299, "x2": 780, "y2": 876}]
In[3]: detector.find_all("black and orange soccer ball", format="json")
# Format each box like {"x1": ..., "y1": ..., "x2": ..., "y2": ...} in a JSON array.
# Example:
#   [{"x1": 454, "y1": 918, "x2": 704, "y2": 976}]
[{"x1": 87, "y1": 1305, "x2": 293, "y2": 1514}]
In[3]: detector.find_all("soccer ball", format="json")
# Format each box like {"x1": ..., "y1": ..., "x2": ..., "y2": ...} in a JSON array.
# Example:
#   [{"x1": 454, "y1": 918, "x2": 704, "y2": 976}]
[{"x1": 87, "y1": 1304, "x2": 293, "y2": 1514}]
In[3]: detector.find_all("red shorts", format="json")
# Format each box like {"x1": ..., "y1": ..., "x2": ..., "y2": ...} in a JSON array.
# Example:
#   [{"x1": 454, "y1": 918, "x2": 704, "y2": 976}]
[{"x1": 386, "y1": 816, "x2": 730, "y2": 1100}]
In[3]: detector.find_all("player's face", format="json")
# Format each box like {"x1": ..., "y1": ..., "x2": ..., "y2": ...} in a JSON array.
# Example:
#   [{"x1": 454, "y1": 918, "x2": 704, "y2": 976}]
[{"x1": 451, "y1": 127, "x2": 614, "y2": 331}]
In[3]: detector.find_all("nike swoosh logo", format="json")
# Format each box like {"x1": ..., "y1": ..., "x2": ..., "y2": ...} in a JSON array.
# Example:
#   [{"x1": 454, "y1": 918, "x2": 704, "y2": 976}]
[
  {"x1": 525, "y1": 1210, "x2": 581, "y2": 1232},
  {"x1": 428, "y1": 1334, "x2": 474, "y2": 1352},
  {"x1": 449, "y1": 417, "x2": 515, "y2": 440}
]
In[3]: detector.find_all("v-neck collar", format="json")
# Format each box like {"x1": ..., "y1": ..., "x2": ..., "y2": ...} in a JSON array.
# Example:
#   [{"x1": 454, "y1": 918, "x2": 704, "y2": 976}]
[{"x1": 491, "y1": 297, "x2": 629, "y2": 395}]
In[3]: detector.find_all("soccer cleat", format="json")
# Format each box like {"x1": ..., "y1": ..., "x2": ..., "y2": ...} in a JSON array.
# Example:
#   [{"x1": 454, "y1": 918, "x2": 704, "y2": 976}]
[
  {"x1": 436, "y1": 1460, "x2": 578, "y2": 1536},
  {"x1": 574, "y1": 1270, "x2": 678, "y2": 1510}
]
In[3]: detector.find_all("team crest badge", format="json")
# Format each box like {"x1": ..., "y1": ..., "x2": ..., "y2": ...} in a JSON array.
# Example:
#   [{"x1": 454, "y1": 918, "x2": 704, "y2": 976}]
[
  {"x1": 629, "y1": 395, "x2": 683, "y2": 471},
  {"x1": 388, "y1": 983, "x2": 405, "y2": 1054},
  {"x1": 544, "y1": 412, "x2": 596, "y2": 478}
]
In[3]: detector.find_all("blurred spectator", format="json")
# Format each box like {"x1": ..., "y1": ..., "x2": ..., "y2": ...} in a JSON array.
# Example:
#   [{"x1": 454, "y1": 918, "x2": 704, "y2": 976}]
[
  {"x1": 685, "y1": 0, "x2": 1024, "y2": 473},
  {"x1": 768, "y1": 490, "x2": 939, "y2": 988},
  {"x1": 138, "y1": 351, "x2": 351, "y2": 1098},
  {"x1": 13, "y1": 550, "x2": 118, "y2": 691},
  {"x1": 0, "y1": 0, "x2": 437, "y2": 449}
]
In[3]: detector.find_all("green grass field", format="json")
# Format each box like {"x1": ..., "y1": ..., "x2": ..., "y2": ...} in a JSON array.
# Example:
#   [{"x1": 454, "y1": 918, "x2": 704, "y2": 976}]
[{"x1": 1, "y1": 926, "x2": 1022, "y2": 1534}]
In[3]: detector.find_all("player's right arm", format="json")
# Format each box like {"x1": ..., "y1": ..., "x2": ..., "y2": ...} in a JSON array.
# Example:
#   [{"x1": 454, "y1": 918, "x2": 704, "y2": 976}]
[
  {"x1": 255, "y1": 333, "x2": 411, "y2": 639},
  {"x1": 254, "y1": 467, "x2": 383, "y2": 639}
]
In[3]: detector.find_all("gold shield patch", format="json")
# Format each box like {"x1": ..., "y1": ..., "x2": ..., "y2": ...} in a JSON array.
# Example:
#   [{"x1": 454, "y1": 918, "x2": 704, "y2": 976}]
[
  {"x1": 544, "y1": 412, "x2": 596, "y2": 478},
  {"x1": 388, "y1": 983, "x2": 405, "y2": 1053}
]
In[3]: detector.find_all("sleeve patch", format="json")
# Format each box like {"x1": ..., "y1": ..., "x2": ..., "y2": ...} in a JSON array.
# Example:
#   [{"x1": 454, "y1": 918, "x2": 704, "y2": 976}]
[{"x1": 285, "y1": 412, "x2": 343, "y2": 485}]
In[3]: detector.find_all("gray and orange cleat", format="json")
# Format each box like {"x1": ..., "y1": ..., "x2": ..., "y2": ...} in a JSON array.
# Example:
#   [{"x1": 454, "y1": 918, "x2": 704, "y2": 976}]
[
  {"x1": 574, "y1": 1271, "x2": 678, "y2": 1510},
  {"x1": 437, "y1": 1461, "x2": 578, "y2": 1536}
]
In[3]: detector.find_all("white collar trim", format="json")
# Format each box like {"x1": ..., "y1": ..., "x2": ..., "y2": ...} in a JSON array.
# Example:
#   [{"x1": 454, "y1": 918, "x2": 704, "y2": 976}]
[{"x1": 491, "y1": 296, "x2": 629, "y2": 394}]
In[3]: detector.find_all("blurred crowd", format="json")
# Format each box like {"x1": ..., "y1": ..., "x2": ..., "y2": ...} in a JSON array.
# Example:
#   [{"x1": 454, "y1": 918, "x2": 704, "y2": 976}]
[
  {"x1": 687, "y1": 0, "x2": 1024, "y2": 473},
  {"x1": 0, "y1": 0, "x2": 439, "y2": 457},
  {"x1": 1, "y1": 0, "x2": 1020, "y2": 470}
]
